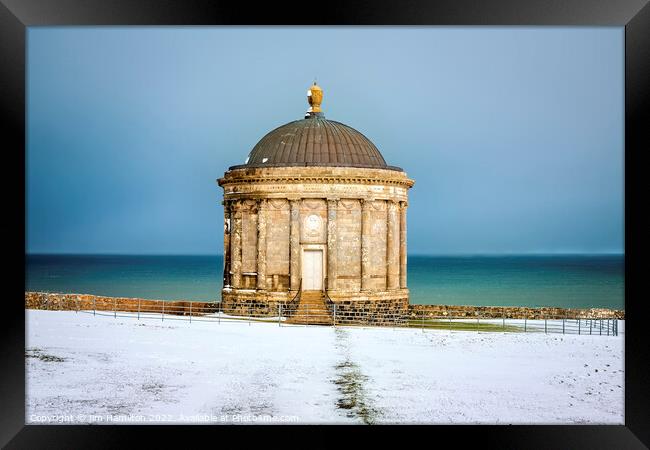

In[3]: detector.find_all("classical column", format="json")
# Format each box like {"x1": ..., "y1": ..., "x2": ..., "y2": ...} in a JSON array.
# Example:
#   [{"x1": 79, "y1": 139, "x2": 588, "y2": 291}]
[
  {"x1": 289, "y1": 199, "x2": 301, "y2": 291},
  {"x1": 386, "y1": 200, "x2": 399, "y2": 290},
  {"x1": 223, "y1": 201, "x2": 232, "y2": 288},
  {"x1": 327, "y1": 198, "x2": 338, "y2": 291},
  {"x1": 256, "y1": 199, "x2": 267, "y2": 290},
  {"x1": 361, "y1": 198, "x2": 373, "y2": 291},
  {"x1": 399, "y1": 201, "x2": 408, "y2": 289},
  {"x1": 230, "y1": 201, "x2": 243, "y2": 289}
]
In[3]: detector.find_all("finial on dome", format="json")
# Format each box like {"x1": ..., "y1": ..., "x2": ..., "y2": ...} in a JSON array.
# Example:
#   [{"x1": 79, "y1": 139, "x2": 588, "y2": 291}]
[{"x1": 306, "y1": 81, "x2": 324, "y2": 118}]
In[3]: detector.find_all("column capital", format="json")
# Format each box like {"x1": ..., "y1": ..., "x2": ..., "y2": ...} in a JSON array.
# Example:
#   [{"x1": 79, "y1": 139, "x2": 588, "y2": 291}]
[{"x1": 230, "y1": 199, "x2": 243, "y2": 212}]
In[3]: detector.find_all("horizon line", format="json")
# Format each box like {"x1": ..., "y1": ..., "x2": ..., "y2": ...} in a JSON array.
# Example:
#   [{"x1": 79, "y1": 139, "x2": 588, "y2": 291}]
[{"x1": 25, "y1": 251, "x2": 625, "y2": 257}]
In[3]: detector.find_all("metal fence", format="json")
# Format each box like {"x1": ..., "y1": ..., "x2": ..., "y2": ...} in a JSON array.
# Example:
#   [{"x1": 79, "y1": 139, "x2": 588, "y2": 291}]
[{"x1": 69, "y1": 298, "x2": 620, "y2": 336}]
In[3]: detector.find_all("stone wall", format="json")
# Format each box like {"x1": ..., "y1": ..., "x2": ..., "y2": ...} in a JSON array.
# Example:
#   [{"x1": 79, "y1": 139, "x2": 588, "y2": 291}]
[
  {"x1": 221, "y1": 290, "x2": 290, "y2": 317},
  {"x1": 265, "y1": 199, "x2": 290, "y2": 285},
  {"x1": 365, "y1": 200, "x2": 388, "y2": 291},
  {"x1": 332, "y1": 297, "x2": 409, "y2": 326},
  {"x1": 408, "y1": 304, "x2": 625, "y2": 320},
  {"x1": 25, "y1": 292, "x2": 218, "y2": 316},
  {"x1": 336, "y1": 199, "x2": 362, "y2": 291},
  {"x1": 26, "y1": 292, "x2": 625, "y2": 321}
]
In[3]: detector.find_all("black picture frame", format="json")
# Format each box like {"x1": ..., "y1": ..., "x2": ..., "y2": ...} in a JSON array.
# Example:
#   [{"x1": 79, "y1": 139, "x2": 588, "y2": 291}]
[{"x1": 3, "y1": 0, "x2": 648, "y2": 447}]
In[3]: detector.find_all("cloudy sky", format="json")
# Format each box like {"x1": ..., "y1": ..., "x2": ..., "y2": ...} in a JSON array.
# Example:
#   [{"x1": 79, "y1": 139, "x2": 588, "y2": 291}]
[{"x1": 26, "y1": 27, "x2": 623, "y2": 255}]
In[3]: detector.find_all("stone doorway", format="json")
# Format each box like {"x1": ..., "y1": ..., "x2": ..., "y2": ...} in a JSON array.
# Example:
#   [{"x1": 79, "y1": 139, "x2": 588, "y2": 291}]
[{"x1": 302, "y1": 249, "x2": 323, "y2": 291}]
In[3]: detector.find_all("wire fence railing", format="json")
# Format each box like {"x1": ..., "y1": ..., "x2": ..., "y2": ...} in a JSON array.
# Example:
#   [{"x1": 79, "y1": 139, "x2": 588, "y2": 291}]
[{"x1": 62, "y1": 297, "x2": 620, "y2": 336}]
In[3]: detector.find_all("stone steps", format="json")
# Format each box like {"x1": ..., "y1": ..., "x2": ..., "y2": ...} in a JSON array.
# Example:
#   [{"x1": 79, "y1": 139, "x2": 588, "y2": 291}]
[{"x1": 286, "y1": 290, "x2": 333, "y2": 325}]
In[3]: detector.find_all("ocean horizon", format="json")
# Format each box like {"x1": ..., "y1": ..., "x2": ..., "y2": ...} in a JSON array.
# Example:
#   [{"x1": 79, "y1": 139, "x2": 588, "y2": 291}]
[{"x1": 25, "y1": 253, "x2": 624, "y2": 310}]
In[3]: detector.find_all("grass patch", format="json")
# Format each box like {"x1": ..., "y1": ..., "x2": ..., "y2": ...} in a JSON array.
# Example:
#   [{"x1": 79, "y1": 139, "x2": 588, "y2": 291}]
[
  {"x1": 332, "y1": 328, "x2": 382, "y2": 424},
  {"x1": 332, "y1": 360, "x2": 381, "y2": 424},
  {"x1": 25, "y1": 348, "x2": 66, "y2": 362},
  {"x1": 407, "y1": 319, "x2": 523, "y2": 333}
]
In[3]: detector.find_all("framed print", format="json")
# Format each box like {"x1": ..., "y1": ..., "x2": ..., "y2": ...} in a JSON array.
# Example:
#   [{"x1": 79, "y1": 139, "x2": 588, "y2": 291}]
[{"x1": 3, "y1": 0, "x2": 648, "y2": 447}]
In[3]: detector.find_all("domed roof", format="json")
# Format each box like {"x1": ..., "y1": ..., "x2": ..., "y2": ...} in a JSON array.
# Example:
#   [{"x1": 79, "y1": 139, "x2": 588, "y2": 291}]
[{"x1": 229, "y1": 83, "x2": 402, "y2": 172}]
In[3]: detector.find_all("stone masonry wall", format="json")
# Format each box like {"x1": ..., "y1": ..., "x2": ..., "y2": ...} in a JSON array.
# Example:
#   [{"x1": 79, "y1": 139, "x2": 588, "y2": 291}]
[
  {"x1": 25, "y1": 292, "x2": 218, "y2": 316},
  {"x1": 26, "y1": 292, "x2": 624, "y2": 321},
  {"x1": 336, "y1": 199, "x2": 361, "y2": 291},
  {"x1": 408, "y1": 304, "x2": 625, "y2": 320},
  {"x1": 332, "y1": 297, "x2": 409, "y2": 326}
]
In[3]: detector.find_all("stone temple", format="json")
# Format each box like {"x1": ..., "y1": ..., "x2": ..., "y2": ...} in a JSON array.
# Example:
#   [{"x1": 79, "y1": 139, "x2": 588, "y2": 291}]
[{"x1": 217, "y1": 83, "x2": 414, "y2": 324}]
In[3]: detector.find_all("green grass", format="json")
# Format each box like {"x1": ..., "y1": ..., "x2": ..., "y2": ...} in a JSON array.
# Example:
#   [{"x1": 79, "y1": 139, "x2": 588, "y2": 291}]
[{"x1": 407, "y1": 318, "x2": 523, "y2": 333}]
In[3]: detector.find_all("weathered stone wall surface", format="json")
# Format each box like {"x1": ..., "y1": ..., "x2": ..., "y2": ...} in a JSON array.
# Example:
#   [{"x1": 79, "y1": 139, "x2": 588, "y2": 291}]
[
  {"x1": 27, "y1": 291, "x2": 625, "y2": 322},
  {"x1": 240, "y1": 202, "x2": 258, "y2": 274},
  {"x1": 332, "y1": 297, "x2": 409, "y2": 326},
  {"x1": 336, "y1": 199, "x2": 361, "y2": 291},
  {"x1": 300, "y1": 199, "x2": 327, "y2": 244},
  {"x1": 408, "y1": 304, "x2": 625, "y2": 320},
  {"x1": 366, "y1": 200, "x2": 388, "y2": 290},
  {"x1": 265, "y1": 199, "x2": 290, "y2": 285},
  {"x1": 221, "y1": 290, "x2": 292, "y2": 317},
  {"x1": 25, "y1": 292, "x2": 218, "y2": 316}
]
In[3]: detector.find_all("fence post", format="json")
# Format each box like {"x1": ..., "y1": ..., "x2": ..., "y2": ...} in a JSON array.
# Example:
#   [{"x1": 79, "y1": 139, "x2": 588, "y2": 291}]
[
  {"x1": 562, "y1": 318, "x2": 565, "y2": 334},
  {"x1": 502, "y1": 315, "x2": 505, "y2": 332},
  {"x1": 524, "y1": 317, "x2": 527, "y2": 332},
  {"x1": 114, "y1": 298, "x2": 116, "y2": 319},
  {"x1": 421, "y1": 309, "x2": 424, "y2": 331},
  {"x1": 578, "y1": 318, "x2": 581, "y2": 335},
  {"x1": 218, "y1": 301, "x2": 221, "y2": 325},
  {"x1": 162, "y1": 301, "x2": 164, "y2": 322},
  {"x1": 607, "y1": 319, "x2": 610, "y2": 336},
  {"x1": 544, "y1": 317, "x2": 547, "y2": 334},
  {"x1": 476, "y1": 316, "x2": 479, "y2": 333},
  {"x1": 333, "y1": 304, "x2": 336, "y2": 327},
  {"x1": 599, "y1": 319, "x2": 602, "y2": 335},
  {"x1": 278, "y1": 303, "x2": 282, "y2": 327},
  {"x1": 189, "y1": 301, "x2": 192, "y2": 323},
  {"x1": 138, "y1": 298, "x2": 140, "y2": 320},
  {"x1": 93, "y1": 297, "x2": 96, "y2": 316}
]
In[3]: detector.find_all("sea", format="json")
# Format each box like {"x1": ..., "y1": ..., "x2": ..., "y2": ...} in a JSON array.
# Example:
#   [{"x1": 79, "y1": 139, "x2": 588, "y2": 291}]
[{"x1": 25, "y1": 254, "x2": 624, "y2": 310}]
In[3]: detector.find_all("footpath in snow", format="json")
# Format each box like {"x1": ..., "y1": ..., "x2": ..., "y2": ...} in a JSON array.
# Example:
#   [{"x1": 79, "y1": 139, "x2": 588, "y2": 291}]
[{"x1": 26, "y1": 309, "x2": 624, "y2": 424}]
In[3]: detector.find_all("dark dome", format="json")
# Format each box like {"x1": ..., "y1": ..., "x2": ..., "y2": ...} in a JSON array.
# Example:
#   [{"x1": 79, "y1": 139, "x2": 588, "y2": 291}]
[{"x1": 229, "y1": 117, "x2": 402, "y2": 171}]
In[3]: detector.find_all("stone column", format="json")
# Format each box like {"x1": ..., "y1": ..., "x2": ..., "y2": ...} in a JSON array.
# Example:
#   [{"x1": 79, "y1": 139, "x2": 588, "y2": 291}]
[
  {"x1": 327, "y1": 198, "x2": 338, "y2": 291},
  {"x1": 256, "y1": 199, "x2": 267, "y2": 290},
  {"x1": 386, "y1": 200, "x2": 399, "y2": 290},
  {"x1": 361, "y1": 198, "x2": 373, "y2": 291},
  {"x1": 230, "y1": 201, "x2": 243, "y2": 289},
  {"x1": 399, "y1": 201, "x2": 408, "y2": 289},
  {"x1": 223, "y1": 201, "x2": 232, "y2": 288},
  {"x1": 289, "y1": 199, "x2": 301, "y2": 291}
]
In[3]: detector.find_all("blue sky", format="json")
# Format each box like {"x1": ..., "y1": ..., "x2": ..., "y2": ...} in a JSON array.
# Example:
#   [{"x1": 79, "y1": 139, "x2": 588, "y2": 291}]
[{"x1": 26, "y1": 27, "x2": 624, "y2": 255}]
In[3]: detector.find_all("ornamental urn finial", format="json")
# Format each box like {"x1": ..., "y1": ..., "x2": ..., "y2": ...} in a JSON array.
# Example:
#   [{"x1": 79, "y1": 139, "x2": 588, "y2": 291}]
[{"x1": 306, "y1": 81, "x2": 323, "y2": 117}]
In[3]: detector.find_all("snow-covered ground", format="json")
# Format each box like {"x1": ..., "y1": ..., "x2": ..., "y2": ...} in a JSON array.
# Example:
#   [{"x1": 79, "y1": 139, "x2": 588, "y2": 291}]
[{"x1": 26, "y1": 310, "x2": 624, "y2": 424}]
